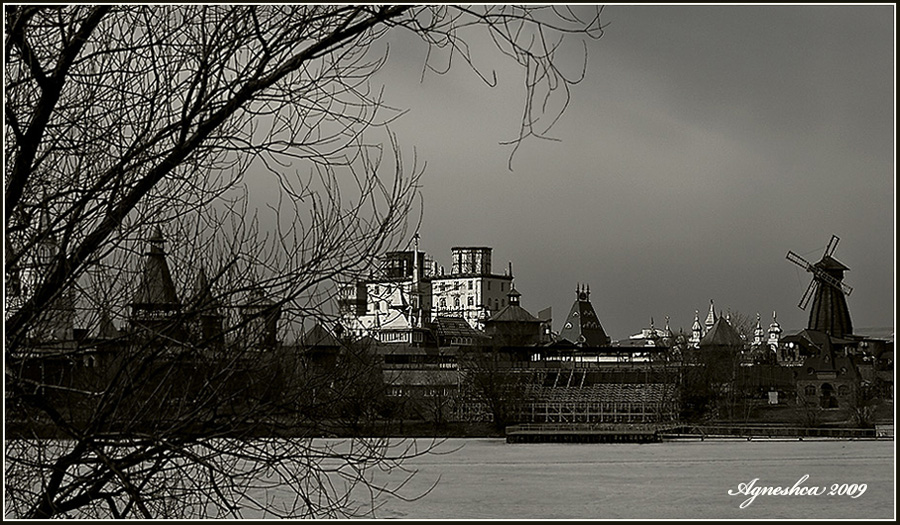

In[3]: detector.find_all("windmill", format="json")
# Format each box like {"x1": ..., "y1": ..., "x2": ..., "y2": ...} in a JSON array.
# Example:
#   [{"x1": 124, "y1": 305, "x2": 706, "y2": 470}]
[{"x1": 786, "y1": 235, "x2": 854, "y2": 338}]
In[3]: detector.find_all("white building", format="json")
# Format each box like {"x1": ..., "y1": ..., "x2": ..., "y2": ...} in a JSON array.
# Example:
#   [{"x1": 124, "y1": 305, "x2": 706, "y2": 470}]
[
  {"x1": 338, "y1": 236, "x2": 433, "y2": 340},
  {"x1": 429, "y1": 246, "x2": 514, "y2": 331},
  {"x1": 627, "y1": 316, "x2": 673, "y2": 347},
  {"x1": 338, "y1": 242, "x2": 518, "y2": 338}
]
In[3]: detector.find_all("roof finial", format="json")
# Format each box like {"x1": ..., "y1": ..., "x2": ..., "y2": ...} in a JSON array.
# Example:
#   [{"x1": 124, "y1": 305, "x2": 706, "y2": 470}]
[{"x1": 147, "y1": 225, "x2": 167, "y2": 254}]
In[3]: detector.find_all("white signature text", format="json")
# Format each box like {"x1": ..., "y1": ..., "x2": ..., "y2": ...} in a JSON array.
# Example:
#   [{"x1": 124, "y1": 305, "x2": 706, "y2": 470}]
[{"x1": 728, "y1": 474, "x2": 867, "y2": 508}]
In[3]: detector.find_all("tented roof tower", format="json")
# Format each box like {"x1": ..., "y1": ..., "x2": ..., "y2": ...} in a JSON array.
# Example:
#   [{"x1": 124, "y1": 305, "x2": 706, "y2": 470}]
[
  {"x1": 557, "y1": 284, "x2": 610, "y2": 347},
  {"x1": 700, "y1": 317, "x2": 744, "y2": 348},
  {"x1": 132, "y1": 226, "x2": 181, "y2": 312},
  {"x1": 130, "y1": 227, "x2": 186, "y2": 341}
]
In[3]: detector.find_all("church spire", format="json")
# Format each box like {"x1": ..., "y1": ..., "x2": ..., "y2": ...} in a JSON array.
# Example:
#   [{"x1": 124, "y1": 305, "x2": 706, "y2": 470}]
[
  {"x1": 704, "y1": 299, "x2": 717, "y2": 333},
  {"x1": 691, "y1": 310, "x2": 703, "y2": 348},
  {"x1": 768, "y1": 310, "x2": 782, "y2": 347},
  {"x1": 753, "y1": 312, "x2": 765, "y2": 345}
]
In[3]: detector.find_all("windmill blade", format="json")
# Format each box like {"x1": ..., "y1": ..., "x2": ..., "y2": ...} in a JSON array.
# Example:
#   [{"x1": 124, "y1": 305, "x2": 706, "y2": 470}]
[
  {"x1": 786, "y1": 250, "x2": 813, "y2": 271},
  {"x1": 811, "y1": 267, "x2": 853, "y2": 296},
  {"x1": 824, "y1": 235, "x2": 840, "y2": 257},
  {"x1": 799, "y1": 279, "x2": 817, "y2": 310}
]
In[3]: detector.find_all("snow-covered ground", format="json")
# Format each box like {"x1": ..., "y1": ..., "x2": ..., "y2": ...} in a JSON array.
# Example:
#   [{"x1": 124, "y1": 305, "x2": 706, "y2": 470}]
[{"x1": 358, "y1": 438, "x2": 894, "y2": 519}]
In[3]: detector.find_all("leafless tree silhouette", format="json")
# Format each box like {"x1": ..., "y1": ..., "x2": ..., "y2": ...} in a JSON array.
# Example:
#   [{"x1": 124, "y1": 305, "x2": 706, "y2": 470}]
[
  {"x1": 458, "y1": 348, "x2": 533, "y2": 431},
  {"x1": 5, "y1": 5, "x2": 603, "y2": 518}
]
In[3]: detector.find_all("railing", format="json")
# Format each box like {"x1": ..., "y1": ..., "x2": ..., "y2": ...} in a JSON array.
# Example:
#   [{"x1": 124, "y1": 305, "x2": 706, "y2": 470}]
[
  {"x1": 506, "y1": 422, "x2": 665, "y2": 434},
  {"x1": 659, "y1": 424, "x2": 880, "y2": 439},
  {"x1": 507, "y1": 423, "x2": 887, "y2": 440}
]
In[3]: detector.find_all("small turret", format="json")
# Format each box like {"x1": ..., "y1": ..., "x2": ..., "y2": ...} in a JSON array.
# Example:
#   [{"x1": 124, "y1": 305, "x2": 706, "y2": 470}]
[
  {"x1": 704, "y1": 299, "x2": 717, "y2": 334},
  {"x1": 753, "y1": 313, "x2": 765, "y2": 346},
  {"x1": 690, "y1": 310, "x2": 703, "y2": 348},
  {"x1": 768, "y1": 311, "x2": 782, "y2": 348}
]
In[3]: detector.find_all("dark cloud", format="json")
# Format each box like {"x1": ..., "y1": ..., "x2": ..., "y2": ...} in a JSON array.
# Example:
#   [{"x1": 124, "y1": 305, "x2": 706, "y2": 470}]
[{"x1": 370, "y1": 5, "x2": 893, "y2": 339}]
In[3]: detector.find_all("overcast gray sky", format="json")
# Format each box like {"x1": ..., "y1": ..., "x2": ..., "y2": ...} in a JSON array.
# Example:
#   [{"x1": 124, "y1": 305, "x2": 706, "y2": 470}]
[{"x1": 371, "y1": 5, "x2": 894, "y2": 340}]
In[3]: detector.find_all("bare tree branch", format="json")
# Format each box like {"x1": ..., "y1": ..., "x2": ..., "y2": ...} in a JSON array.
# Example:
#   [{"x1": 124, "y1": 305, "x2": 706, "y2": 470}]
[{"x1": 5, "y1": 5, "x2": 602, "y2": 518}]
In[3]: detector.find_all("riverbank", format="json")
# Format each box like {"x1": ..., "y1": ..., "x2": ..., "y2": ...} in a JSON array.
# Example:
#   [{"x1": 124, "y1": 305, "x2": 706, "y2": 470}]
[{"x1": 7, "y1": 406, "x2": 892, "y2": 441}]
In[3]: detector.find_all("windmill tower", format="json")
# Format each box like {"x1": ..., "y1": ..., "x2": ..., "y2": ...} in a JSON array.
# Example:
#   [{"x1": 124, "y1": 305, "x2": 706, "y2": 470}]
[{"x1": 786, "y1": 235, "x2": 853, "y2": 338}]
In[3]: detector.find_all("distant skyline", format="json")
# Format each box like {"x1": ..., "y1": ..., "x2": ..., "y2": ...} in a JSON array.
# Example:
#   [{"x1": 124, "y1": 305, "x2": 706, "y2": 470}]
[{"x1": 364, "y1": 5, "x2": 894, "y2": 340}]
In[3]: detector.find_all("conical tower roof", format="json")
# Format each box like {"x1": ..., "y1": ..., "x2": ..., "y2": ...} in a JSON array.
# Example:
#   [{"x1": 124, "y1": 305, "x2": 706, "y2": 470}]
[
  {"x1": 700, "y1": 317, "x2": 744, "y2": 348},
  {"x1": 557, "y1": 284, "x2": 610, "y2": 347},
  {"x1": 191, "y1": 267, "x2": 222, "y2": 315},
  {"x1": 132, "y1": 227, "x2": 180, "y2": 308}
]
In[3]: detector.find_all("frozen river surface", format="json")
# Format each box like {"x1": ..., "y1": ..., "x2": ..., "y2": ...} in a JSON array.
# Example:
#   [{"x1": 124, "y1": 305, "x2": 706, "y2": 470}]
[{"x1": 355, "y1": 438, "x2": 894, "y2": 519}]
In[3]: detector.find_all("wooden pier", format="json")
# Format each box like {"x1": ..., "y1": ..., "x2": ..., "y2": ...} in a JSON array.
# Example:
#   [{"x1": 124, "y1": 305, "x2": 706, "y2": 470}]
[
  {"x1": 505, "y1": 423, "x2": 891, "y2": 443},
  {"x1": 657, "y1": 425, "x2": 881, "y2": 441},
  {"x1": 505, "y1": 423, "x2": 666, "y2": 443}
]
